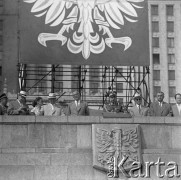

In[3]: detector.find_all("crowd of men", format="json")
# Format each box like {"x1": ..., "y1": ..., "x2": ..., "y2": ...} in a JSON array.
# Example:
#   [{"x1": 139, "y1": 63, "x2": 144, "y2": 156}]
[
  {"x1": 0, "y1": 90, "x2": 181, "y2": 117},
  {"x1": 0, "y1": 90, "x2": 89, "y2": 116}
]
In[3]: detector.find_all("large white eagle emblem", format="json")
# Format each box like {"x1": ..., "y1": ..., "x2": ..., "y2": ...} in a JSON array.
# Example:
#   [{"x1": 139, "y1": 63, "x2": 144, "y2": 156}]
[{"x1": 24, "y1": 0, "x2": 144, "y2": 59}]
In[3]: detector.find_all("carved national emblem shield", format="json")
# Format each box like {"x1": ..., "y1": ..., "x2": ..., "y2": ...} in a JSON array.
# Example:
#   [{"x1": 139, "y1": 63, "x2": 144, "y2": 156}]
[{"x1": 92, "y1": 124, "x2": 142, "y2": 177}]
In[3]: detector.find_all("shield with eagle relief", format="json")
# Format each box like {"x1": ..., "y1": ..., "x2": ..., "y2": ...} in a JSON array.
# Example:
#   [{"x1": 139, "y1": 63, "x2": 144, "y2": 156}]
[{"x1": 20, "y1": 0, "x2": 149, "y2": 65}]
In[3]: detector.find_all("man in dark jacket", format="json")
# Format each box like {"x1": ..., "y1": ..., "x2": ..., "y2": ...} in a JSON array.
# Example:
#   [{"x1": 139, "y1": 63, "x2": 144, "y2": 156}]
[
  {"x1": 67, "y1": 90, "x2": 89, "y2": 116},
  {"x1": 149, "y1": 92, "x2": 172, "y2": 116}
]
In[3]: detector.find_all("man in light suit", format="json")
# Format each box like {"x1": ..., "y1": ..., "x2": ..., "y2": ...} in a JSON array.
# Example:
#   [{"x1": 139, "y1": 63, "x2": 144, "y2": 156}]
[
  {"x1": 129, "y1": 93, "x2": 149, "y2": 117},
  {"x1": 7, "y1": 91, "x2": 29, "y2": 115},
  {"x1": 67, "y1": 90, "x2": 89, "y2": 116},
  {"x1": 172, "y1": 93, "x2": 181, "y2": 117},
  {"x1": 148, "y1": 92, "x2": 172, "y2": 116},
  {"x1": 42, "y1": 93, "x2": 65, "y2": 116}
]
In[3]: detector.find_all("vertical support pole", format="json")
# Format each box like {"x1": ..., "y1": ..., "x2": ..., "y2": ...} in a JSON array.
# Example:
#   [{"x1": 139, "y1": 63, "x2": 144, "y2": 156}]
[
  {"x1": 51, "y1": 65, "x2": 55, "y2": 93},
  {"x1": 78, "y1": 65, "x2": 81, "y2": 95}
]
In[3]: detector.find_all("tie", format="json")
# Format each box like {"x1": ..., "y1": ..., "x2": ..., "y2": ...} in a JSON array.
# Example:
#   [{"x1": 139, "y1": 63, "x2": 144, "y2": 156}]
[
  {"x1": 159, "y1": 102, "x2": 162, "y2": 107},
  {"x1": 138, "y1": 105, "x2": 141, "y2": 114}
]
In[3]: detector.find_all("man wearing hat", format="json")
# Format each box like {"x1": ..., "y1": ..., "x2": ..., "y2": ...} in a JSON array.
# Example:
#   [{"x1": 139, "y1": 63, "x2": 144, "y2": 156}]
[
  {"x1": 42, "y1": 93, "x2": 65, "y2": 116},
  {"x1": 0, "y1": 93, "x2": 8, "y2": 115},
  {"x1": 103, "y1": 91, "x2": 122, "y2": 113},
  {"x1": 67, "y1": 90, "x2": 89, "y2": 116},
  {"x1": 129, "y1": 93, "x2": 149, "y2": 117},
  {"x1": 7, "y1": 91, "x2": 29, "y2": 115}
]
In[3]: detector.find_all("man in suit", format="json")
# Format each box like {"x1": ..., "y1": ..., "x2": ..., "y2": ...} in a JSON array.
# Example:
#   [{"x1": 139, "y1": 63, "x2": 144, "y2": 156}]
[
  {"x1": 129, "y1": 93, "x2": 149, "y2": 117},
  {"x1": 42, "y1": 93, "x2": 65, "y2": 116},
  {"x1": 148, "y1": 92, "x2": 172, "y2": 116},
  {"x1": 67, "y1": 90, "x2": 89, "y2": 116},
  {"x1": 7, "y1": 91, "x2": 29, "y2": 115},
  {"x1": 172, "y1": 93, "x2": 181, "y2": 117},
  {"x1": 0, "y1": 93, "x2": 8, "y2": 115}
]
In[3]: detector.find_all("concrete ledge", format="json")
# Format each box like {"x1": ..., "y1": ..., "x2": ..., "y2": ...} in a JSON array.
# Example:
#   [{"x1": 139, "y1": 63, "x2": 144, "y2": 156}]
[
  {"x1": 68, "y1": 116, "x2": 100, "y2": 124},
  {"x1": 0, "y1": 116, "x2": 181, "y2": 125},
  {"x1": 35, "y1": 116, "x2": 68, "y2": 123}
]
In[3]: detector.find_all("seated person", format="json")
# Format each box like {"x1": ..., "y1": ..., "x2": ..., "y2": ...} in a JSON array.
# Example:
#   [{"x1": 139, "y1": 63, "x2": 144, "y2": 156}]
[
  {"x1": 103, "y1": 91, "x2": 123, "y2": 113},
  {"x1": 42, "y1": 93, "x2": 65, "y2": 116},
  {"x1": 129, "y1": 93, "x2": 149, "y2": 117},
  {"x1": 30, "y1": 97, "x2": 43, "y2": 116},
  {"x1": 0, "y1": 93, "x2": 8, "y2": 115},
  {"x1": 7, "y1": 91, "x2": 29, "y2": 115},
  {"x1": 67, "y1": 90, "x2": 89, "y2": 116}
]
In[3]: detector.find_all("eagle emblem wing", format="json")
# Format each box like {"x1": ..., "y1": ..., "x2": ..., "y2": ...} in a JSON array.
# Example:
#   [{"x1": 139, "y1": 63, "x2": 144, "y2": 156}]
[
  {"x1": 23, "y1": 0, "x2": 144, "y2": 59},
  {"x1": 96, "y1": 128, "x2": 116, "y2": 165}
]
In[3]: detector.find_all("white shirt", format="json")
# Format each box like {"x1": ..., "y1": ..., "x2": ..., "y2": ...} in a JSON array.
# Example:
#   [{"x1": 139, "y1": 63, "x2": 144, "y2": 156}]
[
  {"x1": 176, "y1": 104, "x2": 181, "y2": 114},
  {"x1": 159, "y1": 102, "x2": 162, "y2": 107},
  {"x1": 75, "y1": 100, "x2": 80, "y2": 107}
]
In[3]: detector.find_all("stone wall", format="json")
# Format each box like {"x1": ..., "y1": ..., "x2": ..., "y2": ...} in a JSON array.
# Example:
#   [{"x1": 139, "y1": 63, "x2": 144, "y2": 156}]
[{"x1": 0, "y1": 116, "x2": 181, "y2": 180}]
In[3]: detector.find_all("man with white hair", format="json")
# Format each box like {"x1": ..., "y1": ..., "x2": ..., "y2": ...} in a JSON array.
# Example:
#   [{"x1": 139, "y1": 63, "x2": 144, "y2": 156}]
[{"x1": 7, "y1": 90, "x2": 29, "y2": 115}]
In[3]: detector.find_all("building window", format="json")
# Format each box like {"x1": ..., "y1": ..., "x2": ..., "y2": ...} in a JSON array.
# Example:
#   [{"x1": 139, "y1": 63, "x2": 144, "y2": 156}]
[
  {"x1": 154, "y1": 86, "x2": 161, "y2": 97},
  {"x1": 169, "y1": 86, "x2": 176, "y2": 97},
  {"x1": 153, "y1": 54, "x2": 160, "y2": 64},
  {"x1": 116, "y1": 68, "x2": 123, "y2": 77},
  {"x1": 168, "y1": 70, "x2": 175, "y2": 80},
  {"x1": 152, "y1": 37, "x2": 159, "y2": 47},
  {"x1": 89, "y1": 66, "x2": 99, "y2": 78},
  {"x1": 168, "y1": 54, "x2": 175, "y2": 64},
  {"x1": 151, "y1": 5, "x2": 159, "y2": 16},
  {"x1": 71, "y1": 66, "x2": 79, "y2": 91},
  {"x1": 166, "y1": 5, "x2": 174, "y2": 16},
  {"x1": 167, "y1": 38, "x2": 174, "y2": 48},
  {"x1": 153, "y1": 70, "x2": 160, "y2": 80},
  {"x1": 72, "y1": 81, "x2": 79, "y2": 91},
  {"x1": 38, "y1": 82, "x2": 46, "y2": 93},
  {"x1": 116, "y1": 83, "x2": 123, "y2": 93},
  {"x1": 152, "y1": 22, "x2": 159, "y2": 32},
  {"x1": 167, "y1": 21, "x2": 174, "y2": 32},
  {"x1": 55, "y1": 81, "x2": 63, "y2": 92},
  {"x1": 55, "y1": 66, "x2": 63, "y2": 76},
  {"x1": 90, "y1": 82, "x2": 99, "y2": 94}
]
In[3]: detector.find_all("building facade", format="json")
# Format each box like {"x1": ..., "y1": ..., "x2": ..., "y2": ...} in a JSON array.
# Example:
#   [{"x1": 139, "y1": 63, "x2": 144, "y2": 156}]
[{"x1": 0, "y1": 0, "x2": 181, "y2": 105}]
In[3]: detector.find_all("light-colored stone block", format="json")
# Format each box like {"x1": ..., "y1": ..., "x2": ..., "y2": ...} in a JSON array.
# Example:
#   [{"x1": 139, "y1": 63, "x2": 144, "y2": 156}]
[
  {"x1": 149, "y1": 117, "x2": 165, "y2": 124},
  {"x1": 36, "y1": 148, "x2": 67, "y2": 153},
  {"x1": 165, "y1": 117, "x2": 181, "y2": 124},
  {"x1": 141, "y1": 125, "x2": 172, "y2": 149},
  {"x1": 44, "y1": 125, "x2": 65, "y2": 148},
  {"x1": 67, "y1": 165, "x2": 94, "y2": 180},
  {"x1": 28, "y1": 124, "x2": 45, "y2": 148},
  {"x1": 36, "y1": 116, "x2": 68, "y2": 123},
  {"x1": 2, "y1": 125, "x2": 29, "y2": 148},
  {"x1": 34, "y1": 166, "x2": 68, "y2": 180},
  {"x1": 1, "y1": 148, "x2": 35, "y2": 154},
  {"x1": 172, "y1": 126, "x2": 181, "y2": 149},
  {"x1": 17, "y1": 153, "x2": 50, "y2": 165},
  {"x1": 0, "y1": 165, "x2": 34, "y2": 180},
  {"x1": 0, "y1": 154, "x2": 18, "y2": 165},
  {"x1": 134, "y1": 117, "x2": 150, "y2": 123},
  {"x1": 77, "y1": 125, "x2": 92, "y2": 148},
  {"x1": 100, "y1": 117, "x2": 133, "y2": 123},
  {"x1": 51, "y1": 152, "x2": 92, "y2": 166},
  {"x1": 68, "y1": 116, "x2": 100, "y2": 124},
  {"x1": 2, "y1": 115, "x2": 35, "y2": 123},
  {"x1": 0, "y1": 125, "x2": 2, "y2": 149}
]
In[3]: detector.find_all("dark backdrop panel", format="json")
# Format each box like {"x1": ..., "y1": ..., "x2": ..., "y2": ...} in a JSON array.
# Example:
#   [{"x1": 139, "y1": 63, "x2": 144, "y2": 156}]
[{"x1": 19, "y1": 0, "x2": 150, "y2": 66}]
